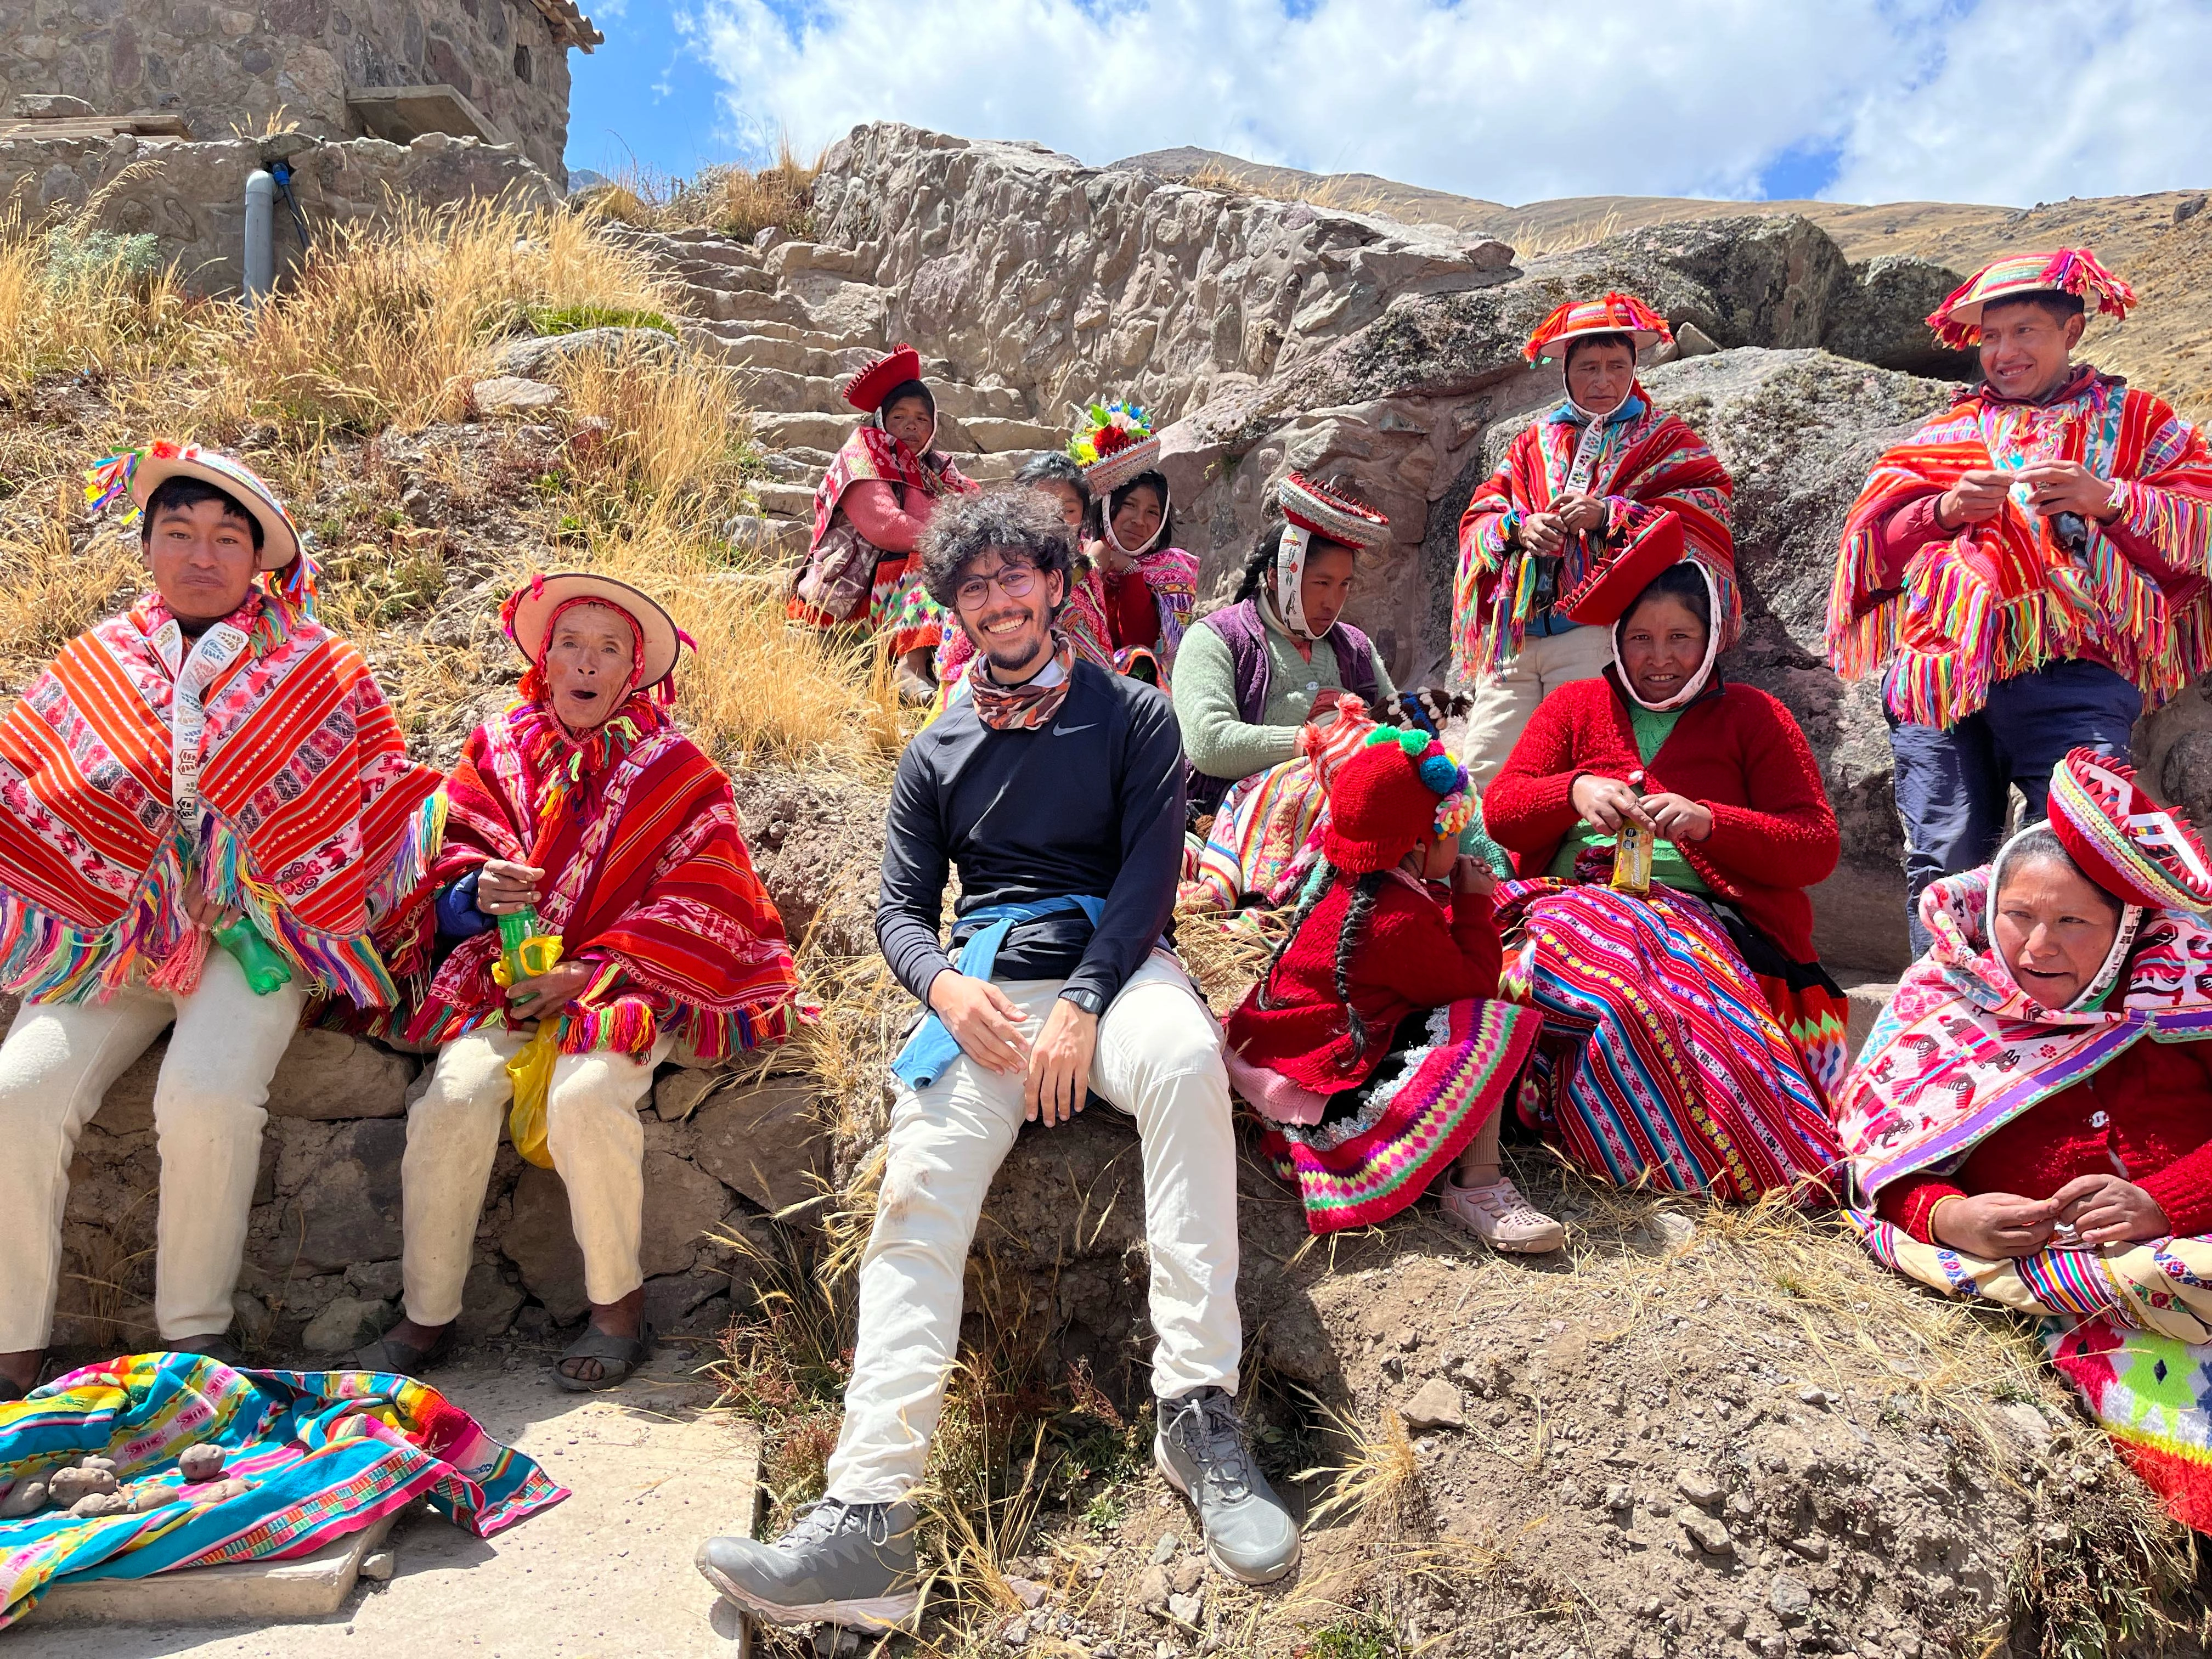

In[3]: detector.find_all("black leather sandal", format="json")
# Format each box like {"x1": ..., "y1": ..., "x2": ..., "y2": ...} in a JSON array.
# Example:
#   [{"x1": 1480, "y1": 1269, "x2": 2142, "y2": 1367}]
[
  {"x1": 355, "y1": 1324, "x2": 458, "y2": 1378},
  {"x1": 554, "y1": 1324, "x2": 654, "y2": 1393}
]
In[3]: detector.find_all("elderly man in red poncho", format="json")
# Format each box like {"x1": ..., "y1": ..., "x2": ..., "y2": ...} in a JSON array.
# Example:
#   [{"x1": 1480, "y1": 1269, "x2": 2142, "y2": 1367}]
[
  {"x1": 365, "y1": 573, "x2": 806, "y2": 1391},
  {"x1": 0, "y1": 443, "x2": 443, "y2": 1398}
]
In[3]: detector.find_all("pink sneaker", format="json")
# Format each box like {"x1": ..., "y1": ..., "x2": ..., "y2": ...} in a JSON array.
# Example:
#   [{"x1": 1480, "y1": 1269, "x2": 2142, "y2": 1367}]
[{"x1": 1442, "y1": 1175, "x2": 1566, "y2": 1254}]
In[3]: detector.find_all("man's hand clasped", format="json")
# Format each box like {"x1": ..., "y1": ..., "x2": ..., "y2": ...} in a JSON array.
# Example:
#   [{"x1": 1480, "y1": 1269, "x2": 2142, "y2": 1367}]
[
  {"x1": 927, "y1": 971, "x2": 1098, "y2": 1128},
  {"x1": 1937, "y1": 462, "x2": 2118, "y2": 531},
  {"x1": 1930, "y1": 1176, "x2": 2171, "y2": 1258}
]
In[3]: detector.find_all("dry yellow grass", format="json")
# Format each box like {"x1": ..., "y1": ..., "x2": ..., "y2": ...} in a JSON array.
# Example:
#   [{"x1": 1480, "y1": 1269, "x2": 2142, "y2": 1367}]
[
  {"x1": 582, "y1": 137, "x2": 821, "y2": 244},
  {"x1": 1508, "y1": 208, "x2": 1624, "y2": 260}
]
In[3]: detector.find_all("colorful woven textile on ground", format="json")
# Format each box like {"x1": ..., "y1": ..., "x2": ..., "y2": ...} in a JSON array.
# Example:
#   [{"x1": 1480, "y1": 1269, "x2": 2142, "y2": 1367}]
[
  {"x1": 0, "y1": 1352, "x2": 565, "y2": 1628},
  {"x1": 1834, "y1": 866, "x2": 2212, "y2": 1206},
  {"x1": 1845, "y1": 1212, "x2": 2212, "y2": 1532},
  {"x1": 1180, "y1": 703, "x2": 1380, "y2": 912},
  {"x1": 0, "y1": 592, "x2": 444, "y2": 1009},
  {"x1": 1453, "y1": 387, "x2": 1736, "y2": 678},
  {"x1": 788, "y1": 426, "x2": 974, "y2": 653},
  {"x1": 1827, "y1": 371, "x2": 2212, "y2": 729},
  {"x1": 400, "y1": 693, "x2": 806, "y2": 1063},
  {"x1": 1496, "y1": 878, "x2": 1842, "y2": 1200},
  {"x1": 1260, "y1": 997, "x2": 1540, "y2": 1235},
  {"x1": 2049, "y1": 1316, "x2": 2212, "y2": 1534}
]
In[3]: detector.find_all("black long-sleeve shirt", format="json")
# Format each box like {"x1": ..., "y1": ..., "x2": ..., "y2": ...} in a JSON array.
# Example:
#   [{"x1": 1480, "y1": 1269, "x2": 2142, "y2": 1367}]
[{"x1": 876, "y1": 658, "x2": 1185, "y2": 1010}]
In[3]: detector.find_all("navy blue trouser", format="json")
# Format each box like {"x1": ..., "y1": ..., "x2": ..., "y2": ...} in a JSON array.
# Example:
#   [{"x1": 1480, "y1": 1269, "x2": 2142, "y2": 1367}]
[{"x1": 1887, "y1": 659, "x2": 2141, "y2": 956}]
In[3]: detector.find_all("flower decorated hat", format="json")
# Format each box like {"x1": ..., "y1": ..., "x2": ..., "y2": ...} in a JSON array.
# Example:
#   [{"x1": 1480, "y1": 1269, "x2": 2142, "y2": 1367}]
[
  {"x1": 1925, "y1": 249, "x2": 2136, "y2": 349},
  {"x1": 1068, "y1": 400, "x2": 1160, "y2": 495},
  {"x1": 1279, "y1": 471, "x2": 1391, "y2": 550},
  {"x1": 85, "y1": 441, "x2": 303, "y2": 572},
  {"x1": 2047, "y1": 748, "x2": 2212, "y2": 913},
  {"x1": 501, "y1": 571, "x2": 687, "y2": 693},
  {"x1": 1522, "y1": 291, "x2": 1673, "y2": 365},
  {"x1": 1322, "y1": 727, "x2": 1475, "y2": 874},
  {"x1": 843, "y1": 345, "x2": 925, "y2": 414}
]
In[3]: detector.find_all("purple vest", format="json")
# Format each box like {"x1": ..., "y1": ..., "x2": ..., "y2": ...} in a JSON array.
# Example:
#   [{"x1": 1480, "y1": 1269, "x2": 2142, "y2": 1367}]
[{"x1": 1184, "y1": 598, "x2": 1381, "y2": 817}]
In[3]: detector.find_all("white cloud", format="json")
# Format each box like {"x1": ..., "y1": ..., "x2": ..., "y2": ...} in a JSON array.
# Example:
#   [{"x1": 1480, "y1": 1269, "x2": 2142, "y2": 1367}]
[
  {"x1": 1824, "y1": 0, "x2": 2212, "y2": 205},
  {"x1": 672, "y1": 0, "x2": 2207, "y2": 206}
]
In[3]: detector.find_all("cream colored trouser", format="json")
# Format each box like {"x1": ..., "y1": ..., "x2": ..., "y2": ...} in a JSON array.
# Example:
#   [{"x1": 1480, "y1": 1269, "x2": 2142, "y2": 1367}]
[
  {"x1": 398, "y1": 1026, "x2": 674, "y2": 1325},
  {"x1": 1458, "y1": 623, "x2": 1616, "y2": 787},
  {"x1": 825, "y1": 955, "x2": 1242, "y2": 1505},
  {"x1": 0, "y1": 949, "x2": 308, "y2": 1352}
]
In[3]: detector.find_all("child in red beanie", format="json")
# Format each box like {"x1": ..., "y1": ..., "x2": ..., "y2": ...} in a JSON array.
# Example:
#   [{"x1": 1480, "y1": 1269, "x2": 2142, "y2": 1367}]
[{"x1": 1224, "y1": 729, "x2": 1560, "y2": 1248}]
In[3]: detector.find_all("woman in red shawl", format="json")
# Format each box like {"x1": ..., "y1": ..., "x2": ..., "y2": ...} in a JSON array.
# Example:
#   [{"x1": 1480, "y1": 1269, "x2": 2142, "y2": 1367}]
[{"x1": 366, "y1": 574, "x2": 805, "y2": 1389}]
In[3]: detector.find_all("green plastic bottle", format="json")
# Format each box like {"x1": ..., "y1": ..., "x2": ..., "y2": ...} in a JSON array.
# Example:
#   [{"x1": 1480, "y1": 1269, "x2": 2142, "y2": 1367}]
[{"x1": 213, "y1": 916, "x2": 293, "y2": 996}]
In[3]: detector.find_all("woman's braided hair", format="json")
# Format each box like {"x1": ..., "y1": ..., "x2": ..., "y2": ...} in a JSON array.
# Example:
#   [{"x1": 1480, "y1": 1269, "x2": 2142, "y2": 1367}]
[{"x1": 1254, "y1": 860, "x2": 1393, "y2": 1065}]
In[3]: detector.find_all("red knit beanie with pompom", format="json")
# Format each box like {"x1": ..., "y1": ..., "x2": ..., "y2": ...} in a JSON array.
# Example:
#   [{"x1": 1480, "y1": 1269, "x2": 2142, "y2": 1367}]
[{"x1": 1322, "y1": 729, "x2": 1470, "y2": 874}]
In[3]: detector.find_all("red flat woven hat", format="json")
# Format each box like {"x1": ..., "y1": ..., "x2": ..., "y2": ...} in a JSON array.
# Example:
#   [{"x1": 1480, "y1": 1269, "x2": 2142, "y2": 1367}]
[
  {"x1": 1925, "y1": 249, "x2": 2136, "y2": 349},
  {"x1": 2047, "y1": 749, "x2": 2212, "y2": 912},
  {"x1": 1555, "y1": 507, "x2": 1686, "y2": 627},
  {"x1": 1523, "y1": 291, "x2": 1672, "y2": 364},
  {"x1": 1279, "y1": 471, "x2": 1391, "y2": 550},
  {"x1": 843, "y1": 345, "x2": 923, "y2": 414}
]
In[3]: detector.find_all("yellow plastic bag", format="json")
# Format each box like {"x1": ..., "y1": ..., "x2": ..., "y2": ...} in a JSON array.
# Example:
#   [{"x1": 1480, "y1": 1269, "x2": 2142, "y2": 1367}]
[{"x1": 505, "y1": 1025, "x2": 559, "y2": 1167}]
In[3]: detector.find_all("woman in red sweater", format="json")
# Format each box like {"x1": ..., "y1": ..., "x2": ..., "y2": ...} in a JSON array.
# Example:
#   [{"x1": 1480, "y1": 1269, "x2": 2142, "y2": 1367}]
[
  {"x1": 1833, "y1": 751, "x2": 2212, "y2": 1529},
  {"x1": 1485, "y1": 559, "x2": 1846, "y2": 1200},
  {"x1": 1224, "y1": 729, "x2": 1549, "y2": 1244}
]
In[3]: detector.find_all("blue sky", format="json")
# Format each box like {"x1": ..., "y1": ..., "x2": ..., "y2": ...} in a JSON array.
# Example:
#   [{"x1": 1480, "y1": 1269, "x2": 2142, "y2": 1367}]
[{"x1": 566, "y1": 0, "x2": 2211, "y2": 207}]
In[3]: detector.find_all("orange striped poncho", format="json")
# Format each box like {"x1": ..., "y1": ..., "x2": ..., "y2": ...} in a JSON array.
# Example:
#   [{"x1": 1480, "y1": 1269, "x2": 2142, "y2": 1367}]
[
  {"x1": 0, "y1": 592, "x2": 444, "y2": 1007},
  {"x1": 1829, "y1": 371, "x2": 2212, "y2": 728},
  {"x1": 1452, "y1": 385, "x2": 1737, "y2": 679},
  {"x1": 399, "y1": 693, "x2": 806, "y2": 1062}
]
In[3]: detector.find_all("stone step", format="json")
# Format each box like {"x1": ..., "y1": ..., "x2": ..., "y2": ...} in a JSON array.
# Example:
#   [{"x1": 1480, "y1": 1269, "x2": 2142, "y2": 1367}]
[
  {"x1": 724, "y1": 512, "x2": 810, "y2": 562},
  {"x1": 753, "y1": 480, "x2": 817, "y2": 517},
  {"x1": 730, "y1": 365, "x2": 1026, "y2": 422},
  {"x1": 667, "y1": 259, "x2": 774, "y2": 295},
  {"x1": 958, "y1": 448, "x2": 1059, "y2": 484},
  {"x1": 676, "y1": 285, "x2": 817, "y2": 329},
  {"x1": 760, "y1": 446, "x2": 836, "y2": 480},
  {"x1": 690, "y1": 330, "x2": 962, "y2": 384},
  {"x1": 764, "y1": 240, "x2": 861, "y2": 280},
  {"x1": 958, "y1": 415, "x2": 1066, "y2": 454},
  {"x1": 751, "y1": 410, "x2": 868, "y2": 452}
]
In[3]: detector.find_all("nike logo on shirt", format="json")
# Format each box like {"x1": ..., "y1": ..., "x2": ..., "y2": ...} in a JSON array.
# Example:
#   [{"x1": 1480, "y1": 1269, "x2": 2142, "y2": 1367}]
[{"x1": 1052, "y1": 723, "x2": 1097, "y2": 736}]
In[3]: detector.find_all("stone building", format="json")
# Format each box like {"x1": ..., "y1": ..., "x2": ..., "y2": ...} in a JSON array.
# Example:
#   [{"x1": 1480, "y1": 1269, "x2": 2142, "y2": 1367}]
[{"x1": 0, "y1": 0, "x2": 599, "y2": 181}]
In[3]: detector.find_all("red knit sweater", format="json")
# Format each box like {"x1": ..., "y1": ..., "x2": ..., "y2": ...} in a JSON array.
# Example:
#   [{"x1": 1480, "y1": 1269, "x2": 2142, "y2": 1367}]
[
  {"x1": 1483, "y1": 673, "x2": 1839, "y2": 961},
  {"x1": 1875, "y1": 1039, "x2": 2212, "y2": 1242},
  {"x1": 1226, "y1": 871, "x2": 1503, "y2": 1094}
]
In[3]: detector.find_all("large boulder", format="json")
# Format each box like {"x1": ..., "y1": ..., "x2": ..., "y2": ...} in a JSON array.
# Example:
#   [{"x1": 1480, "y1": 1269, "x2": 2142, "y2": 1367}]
[{"x1": 1824, "y1": 256, "x2": 1979, "y2": 378}]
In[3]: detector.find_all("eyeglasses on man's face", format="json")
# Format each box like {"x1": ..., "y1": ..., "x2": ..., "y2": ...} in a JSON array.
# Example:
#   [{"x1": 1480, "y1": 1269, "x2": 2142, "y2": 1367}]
[{"x1": 955, "y1": 561, "x2": 1041, "y2": 610}]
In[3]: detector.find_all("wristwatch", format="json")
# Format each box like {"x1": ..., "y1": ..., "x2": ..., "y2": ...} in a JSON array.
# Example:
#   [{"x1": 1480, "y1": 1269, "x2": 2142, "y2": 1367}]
[{"x1": 1059, "y1": 986, "x2": 1107, "y2": 1017}]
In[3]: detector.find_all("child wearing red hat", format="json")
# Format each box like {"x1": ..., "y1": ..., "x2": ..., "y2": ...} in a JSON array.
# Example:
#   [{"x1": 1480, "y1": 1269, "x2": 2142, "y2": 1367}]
[{"x1": 1224, "y1": 729, "x2": 1557, "y2": 1248}]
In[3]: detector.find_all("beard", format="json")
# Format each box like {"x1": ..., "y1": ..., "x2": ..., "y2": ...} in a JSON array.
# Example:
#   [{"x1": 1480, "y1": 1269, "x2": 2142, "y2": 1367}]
[{"x1": 967, "y1": 603, "x2": 1052, "y2": 679}]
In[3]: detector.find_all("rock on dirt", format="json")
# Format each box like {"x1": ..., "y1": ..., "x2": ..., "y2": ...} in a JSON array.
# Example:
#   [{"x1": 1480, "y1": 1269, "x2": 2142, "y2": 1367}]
[{"x1": 1400, "y1": 1376, "x2": 1467, "y2": 1431}]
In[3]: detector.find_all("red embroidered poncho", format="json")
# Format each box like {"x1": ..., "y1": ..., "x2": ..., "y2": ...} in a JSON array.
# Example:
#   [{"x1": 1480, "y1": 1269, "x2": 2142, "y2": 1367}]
[
  {"x1": 0, "y1": 591, "x2": 442, "y2": 1006},
  {"x1": 1828, "y1": 369, "x2": 2212, "y2": 729},
  {"x1": 1452, "y1": 387, "x2": 1737, "y2": 679},
  {"x1": 400, "y1": 695, "x2": 804, "y2": 1060}
]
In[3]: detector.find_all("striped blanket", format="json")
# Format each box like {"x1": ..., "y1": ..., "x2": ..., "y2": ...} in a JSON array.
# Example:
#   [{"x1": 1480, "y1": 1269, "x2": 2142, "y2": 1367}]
[
  {"x1": 0, "y1": 592, "x2": 443, "y2": 1008},
  {"x1": 1848, "y1": 1212, "x2": 2212, "y2": 1530},
  {"x1": 0, "y1": 1352, "x2": 565, "y2": 1629},
  {"x1": 1453, "y1": 387, "x2": 1737, "y2": 679},
  {"x1": 1497, "y1": 878, "x2": 1841, "y2": 1200},
  {"x1": 1827, "y1": 370, "x2": 2212, "y2": 729},
  {"x1": 399, "y1": 693, "x2": 806, "y2": 1063}
]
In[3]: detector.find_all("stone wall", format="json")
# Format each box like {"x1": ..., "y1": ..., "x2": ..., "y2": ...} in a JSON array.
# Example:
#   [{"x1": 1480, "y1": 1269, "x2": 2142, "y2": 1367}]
[
  {"x1": 0, "y1": 0, "x2": 577, "y2": 179},
  {"x1": 0, "y1": 129, "x2": 556, "y2": 292}
]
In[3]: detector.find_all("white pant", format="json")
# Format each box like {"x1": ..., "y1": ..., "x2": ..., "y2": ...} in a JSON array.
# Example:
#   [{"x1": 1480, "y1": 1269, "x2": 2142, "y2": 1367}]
[
  {"x1": 1458, "y1": 623, "x2": 1616, "y2": 787},
  {"x1": 0, "y1": 949, "x2": 308, "y2": 1351},
  {"x1": 399, "y1": 1026, "x2": 674, "y2": 1325},
  {"x1": 824, "y1": 954, "x2": 1242, "y2": 1504}
]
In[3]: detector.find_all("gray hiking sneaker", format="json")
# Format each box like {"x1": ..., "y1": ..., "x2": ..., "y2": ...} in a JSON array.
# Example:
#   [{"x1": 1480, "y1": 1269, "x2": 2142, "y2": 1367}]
[
  {"x1": 695, "y1": 1498, "x2": 919, "y2": 1628},
  {"x1": 1155, "y1": 1387, "x2": 1301, "y2": 1584}
]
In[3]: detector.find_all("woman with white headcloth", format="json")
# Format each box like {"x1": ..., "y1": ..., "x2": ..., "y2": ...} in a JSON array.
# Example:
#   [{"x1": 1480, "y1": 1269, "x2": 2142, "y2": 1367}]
[
  {"x1": 1483, "y1": 550, "x2": 1848, "y2": 1200},
  {"x1": 1170, "y1": 473, "x2": 1403, "y2": 910}
]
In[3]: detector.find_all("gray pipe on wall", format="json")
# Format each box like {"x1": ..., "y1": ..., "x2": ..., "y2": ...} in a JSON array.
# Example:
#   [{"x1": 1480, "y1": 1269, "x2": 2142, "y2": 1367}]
[{"x1": 244, "y1": 169, "x2": 275, "y2": 308}]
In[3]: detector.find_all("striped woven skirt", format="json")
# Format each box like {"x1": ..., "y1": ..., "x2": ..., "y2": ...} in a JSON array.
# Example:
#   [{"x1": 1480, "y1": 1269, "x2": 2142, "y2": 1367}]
[
  {"x1": 1496, "y1": 879, "x2": 1842, "y2": 1201},
  {"x1": 1847, "y1": 1211, "x2": 2212, "y2": 1533},
  {"x1": 1260, "y1": 997, "x2": 1541, "y2": 1234},
  {"x1": 786, "y1": 551, "x2": 943, "y2": 657}
]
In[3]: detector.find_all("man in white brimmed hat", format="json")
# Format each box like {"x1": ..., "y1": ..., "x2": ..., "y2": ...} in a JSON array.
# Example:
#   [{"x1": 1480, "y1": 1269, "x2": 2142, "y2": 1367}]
[{"x1": 0, "y1": 441, "x2": 442, "y2": 1396}]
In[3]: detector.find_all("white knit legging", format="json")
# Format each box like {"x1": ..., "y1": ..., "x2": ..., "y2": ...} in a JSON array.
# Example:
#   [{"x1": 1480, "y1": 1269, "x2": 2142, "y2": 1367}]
[{"x1": 0, "y1": 949, "x2": 307, "y2": 1352}]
